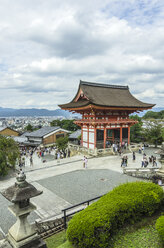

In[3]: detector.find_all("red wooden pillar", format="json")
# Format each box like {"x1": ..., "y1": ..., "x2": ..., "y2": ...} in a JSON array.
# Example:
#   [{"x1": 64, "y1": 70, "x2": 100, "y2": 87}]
[
  {"x1": 94, "y1": 126, "x2": 97, "y2": 149},
  {"x1": 104, "y1": 125, "x2": 107, "y2": 149},
  {"x1": 128, "y1": 125, "x2": 130, "y2": 145},
  {"x1": 87, "y1": 125, "x2": 89, "y2": 148},
  {"x1": 81, "y1": 126, "x2": 83, "y2": 146},
  {"x1": 112, "y1": 129, "x2": 115, "y2": 143},
  {"x1": 120, "y1": 126, "x2": 122, "y2": 144}
]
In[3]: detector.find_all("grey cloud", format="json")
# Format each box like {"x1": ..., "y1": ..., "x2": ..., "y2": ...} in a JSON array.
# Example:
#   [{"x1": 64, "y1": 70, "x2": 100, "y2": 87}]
[{"x1": 29, "y1": 24, "x2": 109, "y2": 59}]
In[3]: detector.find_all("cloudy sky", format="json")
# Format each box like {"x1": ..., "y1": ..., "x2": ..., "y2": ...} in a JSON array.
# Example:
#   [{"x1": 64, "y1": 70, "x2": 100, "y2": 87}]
[{"x1": 0, "y1": 0, "x2": 164, "y2": 110}]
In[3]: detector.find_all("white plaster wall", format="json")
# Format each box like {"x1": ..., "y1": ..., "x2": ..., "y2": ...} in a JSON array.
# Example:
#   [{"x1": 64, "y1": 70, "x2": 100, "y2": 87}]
[
  {"x1": 83, "y1": 142, "x2": 88, "y2": 148},
  {"x1": 89, "y1": 143, "x2": 94, "y2": 149},
  {"x1": 83, "y1": 131, "x2": 88, "y2": 142},
  {"x1": 89, "y1": 132, "x2": 94, "y2": 143}
]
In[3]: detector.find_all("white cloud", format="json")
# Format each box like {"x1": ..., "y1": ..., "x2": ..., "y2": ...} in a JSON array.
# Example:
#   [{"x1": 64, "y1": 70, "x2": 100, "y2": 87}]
[{"x1": 0, "y1": 0, "x2": 164, "y2": 109}]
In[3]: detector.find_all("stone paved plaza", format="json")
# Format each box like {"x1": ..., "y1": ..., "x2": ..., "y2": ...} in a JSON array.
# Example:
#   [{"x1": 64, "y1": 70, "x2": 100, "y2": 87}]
[{"x1": 0, "y1": 148, "x2": 162, "y2": 238}]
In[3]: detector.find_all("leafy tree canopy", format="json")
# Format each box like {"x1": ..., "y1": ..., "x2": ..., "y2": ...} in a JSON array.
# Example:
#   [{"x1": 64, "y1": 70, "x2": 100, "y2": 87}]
[
  {"x1": 143, "y1": 110, "x2": 164, "y2": 120},
  {"x1": 143, "y1": 121, "x2": 164, "y2": 147},
  {"x1": 51, "y1": 119, "x2": 80, "y2": 131},
  {"x1": 130, "y1": 115, "x2": 143, "y2": 143},
  {"x1": 25, "y1": 123, "x2": 33, "y2": 131},
  {"x1": 56, "y1": 136, "x2": 69, "y2": 150},
  {"x1": 0, "y1": 135, "x2": 20, "y2": 176}
]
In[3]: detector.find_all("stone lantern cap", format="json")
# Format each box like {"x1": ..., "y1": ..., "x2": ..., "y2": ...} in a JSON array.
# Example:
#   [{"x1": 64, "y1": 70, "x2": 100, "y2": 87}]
[{"x1": 1, "y1": 171, "x2": 42, "y2": 203}]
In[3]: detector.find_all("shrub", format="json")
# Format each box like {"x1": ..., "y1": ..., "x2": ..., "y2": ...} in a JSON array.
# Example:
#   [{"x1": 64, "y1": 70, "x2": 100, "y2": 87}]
[
  {"x1": 67, "y1": 182, "x2": 164, "y2": 248},
  {"x1": 156, "y1": 215, "x2": 164, "y2": 244}
]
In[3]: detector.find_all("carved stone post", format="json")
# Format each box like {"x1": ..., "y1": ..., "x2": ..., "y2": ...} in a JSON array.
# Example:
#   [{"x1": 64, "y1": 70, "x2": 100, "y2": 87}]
[{"x1": 1, "y1": 171, "x2": 47, "y2": 248}]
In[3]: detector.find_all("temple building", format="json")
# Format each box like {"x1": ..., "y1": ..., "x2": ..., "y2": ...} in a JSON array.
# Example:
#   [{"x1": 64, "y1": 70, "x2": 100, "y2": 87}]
[{"x1": 59, "y1": 81, "x2": 155, "y2": 150}]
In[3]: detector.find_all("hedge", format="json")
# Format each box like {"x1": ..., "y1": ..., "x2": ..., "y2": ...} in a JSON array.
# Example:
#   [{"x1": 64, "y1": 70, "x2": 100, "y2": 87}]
[
  {"x1": 156, "y1": 215, "x2": 164, "y2": 244},
  {"x1": 67, "y1": 182, "x2": 164, "y2": 248}
]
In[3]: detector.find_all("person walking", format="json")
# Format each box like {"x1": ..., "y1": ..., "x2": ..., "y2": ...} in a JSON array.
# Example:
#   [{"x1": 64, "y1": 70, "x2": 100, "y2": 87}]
[
  {"x1": 30, "y1": 156, "x2": 33, "y2": 167},
  {"x1": 153, "y1": 156, "x2": 157, "y2": 167},
  {"x1": 57, "y1": 151, "x2": 60, "y2": 164},
  {"x1": 132, "y1": 152, "x2": 136, "y2": 161},
  {"x1": 141, "y1": 158, "x2": 144, "y2": 167},
  {"x1": 83, "y1": 156, "x2": 86, "y2": 168},
  {"x1": 84, "y1": 156, "x2": 88, "y2": 169},
  {"x1": 141, "y1": 145, "x2": 145, "y2": 154}
]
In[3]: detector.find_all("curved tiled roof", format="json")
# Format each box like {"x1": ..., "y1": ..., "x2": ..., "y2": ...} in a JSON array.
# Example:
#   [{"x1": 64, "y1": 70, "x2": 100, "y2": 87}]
[
  {"x1": 26, "y1": 126, "x2": 61, "y2": 138},
  {"x1": 59, "y1": 80, "x2": 155, "y2": 109}
]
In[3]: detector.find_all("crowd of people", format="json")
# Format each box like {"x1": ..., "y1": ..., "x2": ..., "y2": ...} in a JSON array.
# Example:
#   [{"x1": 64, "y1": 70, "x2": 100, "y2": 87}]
[
  {"x1": 141, "y1": 153, "x2": 157, "y2": 168},
  {"x1": 18, "y1": 146, "x2": 71, "y2": 168},
  {"x1": 119, "y1": 144, "x2": 159, "y2": 169},
  {"x1": 112, "y1": 141, "x2": 128, "y2": 155}
]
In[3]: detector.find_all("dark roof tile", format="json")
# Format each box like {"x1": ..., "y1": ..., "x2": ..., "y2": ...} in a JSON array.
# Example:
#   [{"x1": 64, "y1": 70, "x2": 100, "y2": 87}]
[{"x1": 59, "y1": 80, "x2": 155, "y2": 109}]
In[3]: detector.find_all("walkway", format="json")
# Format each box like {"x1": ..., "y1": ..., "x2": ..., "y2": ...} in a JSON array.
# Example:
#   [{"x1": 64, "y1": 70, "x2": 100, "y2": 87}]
[{"x1": 0, "y1": 148, "x2": 162, "y2": 237}]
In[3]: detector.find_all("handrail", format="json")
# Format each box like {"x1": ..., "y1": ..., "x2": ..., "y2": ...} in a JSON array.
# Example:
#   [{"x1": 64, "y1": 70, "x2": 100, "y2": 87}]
[{"x1": 62, "y1": 195, "x2": 104, "y2": 229}]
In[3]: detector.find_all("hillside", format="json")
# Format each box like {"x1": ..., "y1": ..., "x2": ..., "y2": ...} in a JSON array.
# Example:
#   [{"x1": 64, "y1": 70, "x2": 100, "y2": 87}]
[{"x1": 0, "y1": 107, "x2": 72, "y2": 118}]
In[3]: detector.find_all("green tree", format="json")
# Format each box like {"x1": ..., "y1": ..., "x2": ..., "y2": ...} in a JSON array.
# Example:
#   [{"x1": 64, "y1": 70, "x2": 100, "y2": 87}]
[
  {"x1": 143, "y1": 121, "x2": 163, "y2": 147},
  {"x1": 0, "y1": 135, "x2": 20, "y2": 176},
  {"x1": 25, "y1": 123, "x2": 33, "y2": 131},
  {"x1": 130, "y1": 115, "x2": 143, "y2": 143},
  {"x1": 143, "y1": 110, "x2": 164, "y2": 120},
  {"x1": 51, "y1": 119, "x2": 80, "y2": 131},
  {"x1": 61, "y1": 120, "x2": 80, "y2": 131},
  {"x1": 56, "y1": 136, "x2": 69, "y2": 150},
  {"x1": 50, "y1": 119, "x2": 61, "y2": 127}
]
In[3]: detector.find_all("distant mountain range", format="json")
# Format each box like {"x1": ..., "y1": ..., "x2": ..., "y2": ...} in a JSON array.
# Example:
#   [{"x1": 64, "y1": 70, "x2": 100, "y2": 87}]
[
  {"x1": 0, "y1": 106, "x2": 163, "y2": 118},
  {"x1": 0, "y1": 107, "x2": 73, "y2": 118}
]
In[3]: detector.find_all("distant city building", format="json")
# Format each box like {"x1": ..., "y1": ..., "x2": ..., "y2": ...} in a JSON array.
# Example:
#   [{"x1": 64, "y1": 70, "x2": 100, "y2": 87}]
[{"x1": 59, "y1": 80, "x2": 155, "y2": 149}]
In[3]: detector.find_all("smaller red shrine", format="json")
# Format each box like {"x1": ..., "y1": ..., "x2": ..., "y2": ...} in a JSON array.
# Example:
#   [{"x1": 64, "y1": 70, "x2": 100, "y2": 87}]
[{"x1": 59, "y1": 81, "x2": 155, "y2": 149}]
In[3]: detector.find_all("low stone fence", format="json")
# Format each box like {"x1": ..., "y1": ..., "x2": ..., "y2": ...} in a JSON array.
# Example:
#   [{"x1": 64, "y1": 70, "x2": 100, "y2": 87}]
[
  {"x1": 96, "y1": 147, "x2": 113, "y2": 156},
  {"x1": 68, "y1": 143, "x2": 96, "y2": 156},
  {"x1": 69, "y1": 142, "x2": 144, "y2": 157},
  {"x1": 123, "y1": 167, "x2": 158, "y2": 179},
  {"x1": 68, "y1": 143, "x2": 113, "y2": 156},
  {"x1": 129, "y1": 143, "x2": 143, "y2": 152},
  {"x1": 35, "y1": 216, "x2": 65, "y2": 239}
]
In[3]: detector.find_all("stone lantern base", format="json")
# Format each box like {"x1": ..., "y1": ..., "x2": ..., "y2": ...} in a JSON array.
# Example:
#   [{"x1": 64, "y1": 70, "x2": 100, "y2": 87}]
[
  {"x1": 7, "y1": 234, "x2": 47, "y2": 248},
  {"x1": 7, "y1": 203, "x2": 47, "y2": 248}
]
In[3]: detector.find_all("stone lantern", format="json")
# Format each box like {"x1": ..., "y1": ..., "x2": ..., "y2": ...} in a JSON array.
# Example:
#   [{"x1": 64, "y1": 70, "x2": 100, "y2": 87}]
[{"x1": 1, "y1": 170, "x2": 47, "y2": 248}]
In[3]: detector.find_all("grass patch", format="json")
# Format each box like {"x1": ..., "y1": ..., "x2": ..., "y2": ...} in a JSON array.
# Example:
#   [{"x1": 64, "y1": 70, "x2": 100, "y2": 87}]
[
  {"x1": 109, "y1": 213, "x2": 163, "y2": 248},
  {"x1": 58, "y1": 240, "x2": 73, "y2": 248},
  {"x1": 45, "y1": 230, "x2": 68, "y2": 248},
  {"x1": 45, "y1": 213, "x2": 163, "y2": 248}
]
